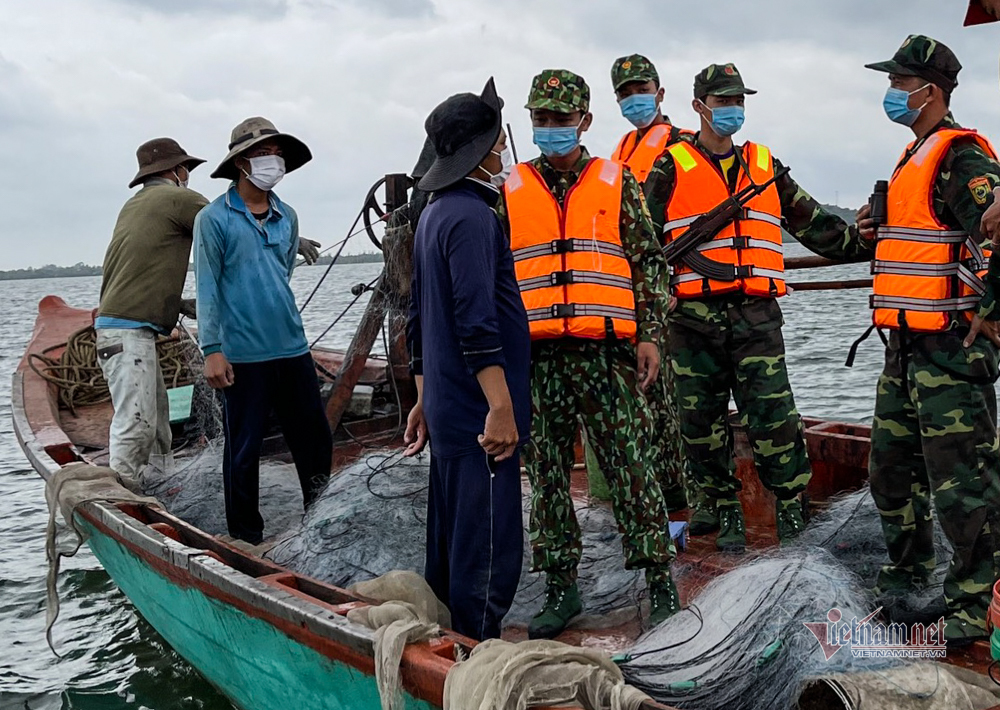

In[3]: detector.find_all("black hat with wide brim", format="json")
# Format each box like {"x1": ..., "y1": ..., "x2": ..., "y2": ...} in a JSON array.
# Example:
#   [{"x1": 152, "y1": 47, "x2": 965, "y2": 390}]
[{"x1": 418, "y1": 78, "x2": 503, "y2": 192}]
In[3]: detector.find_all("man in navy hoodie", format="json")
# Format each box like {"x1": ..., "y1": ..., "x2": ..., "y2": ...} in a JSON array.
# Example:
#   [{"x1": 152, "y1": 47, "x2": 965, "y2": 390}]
[{"x1": 404, "y1": 77, "x2": 530, "y2": 640}]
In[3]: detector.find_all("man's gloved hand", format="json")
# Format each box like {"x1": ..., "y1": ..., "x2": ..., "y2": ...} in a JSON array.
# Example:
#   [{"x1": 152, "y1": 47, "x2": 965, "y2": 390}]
[
  {"x1": 298, "y1": 238, "x2": 321, "y2": 265},
  {"x1": 179, "y1": 298, "x2": 197, "y2": 320}
]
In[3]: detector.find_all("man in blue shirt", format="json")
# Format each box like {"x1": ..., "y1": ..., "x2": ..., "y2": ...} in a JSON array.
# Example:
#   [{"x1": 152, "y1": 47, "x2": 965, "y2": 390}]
[
  {"x1": 195, "y1": 117, "x2": 332, "y2": 545},
  {"x1": 404, "y1": 78, "x2": 530, "y2": 640}
]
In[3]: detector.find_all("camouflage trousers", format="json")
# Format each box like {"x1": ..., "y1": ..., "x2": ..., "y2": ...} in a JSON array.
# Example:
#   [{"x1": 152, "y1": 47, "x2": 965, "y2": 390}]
[
  {"x1": 870, "y1": 330, "x2": 1000, "y2": 631},
  {"x1": 643, "y1": 346, "x2": 691, "y2": 505},
  {"x1": 668, "y1": 295, "x2": 811, "y2": 504},
  {"x1": 523, "y1": 339, "x2": 675, "y2": 587}
]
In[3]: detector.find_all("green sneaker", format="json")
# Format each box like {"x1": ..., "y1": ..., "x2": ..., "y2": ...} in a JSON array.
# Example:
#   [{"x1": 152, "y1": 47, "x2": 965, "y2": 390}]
[
  {"x1": 689, "y1": 502, "x2": 719, "y2": 536},
  {"x1": 527, "y1": 581, "x2": 582, "y2": 639},
  {"x1": 775, "y1": 498, "x2": 806, "y2": 543},
  {"x1": 648, "y1": 575, "x2": 681, "y2": 627},
  {"x1": 716, "y1": 505, "x2": 746, "y2": 553}
]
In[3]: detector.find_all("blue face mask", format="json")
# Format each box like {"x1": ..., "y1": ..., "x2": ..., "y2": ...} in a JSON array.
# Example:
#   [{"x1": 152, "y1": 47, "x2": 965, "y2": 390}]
[
  {"x1": 701, "y1": 102, "x2": 745, "y2": 137},
  {"x1": 532, "y1": 120, "x2": 583, "y2": 157},
  {"x1": 619, "y1": 93, "x2": 659, "y2": 129},
  {"x1": 882, "y1": 84, "x2": 929, "y2": 127}
]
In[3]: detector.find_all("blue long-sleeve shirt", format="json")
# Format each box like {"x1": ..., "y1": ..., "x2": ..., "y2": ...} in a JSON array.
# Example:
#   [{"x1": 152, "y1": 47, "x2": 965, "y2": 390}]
[
  {"x1": 408, "y1": 180, "x2": 531, "y2": 458},
  {"x1": 194, "y1": 185, "x2": 309, "y2": 363}
]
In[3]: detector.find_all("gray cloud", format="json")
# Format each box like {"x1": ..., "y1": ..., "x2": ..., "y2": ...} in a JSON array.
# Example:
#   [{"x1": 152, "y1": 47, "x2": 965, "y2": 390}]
[
  {"x1": 0, "y1": 0, "x2": 996, "y2": 270},
  {"x1": 109, "y1": 0, "x2": 290, "y2": 18}
]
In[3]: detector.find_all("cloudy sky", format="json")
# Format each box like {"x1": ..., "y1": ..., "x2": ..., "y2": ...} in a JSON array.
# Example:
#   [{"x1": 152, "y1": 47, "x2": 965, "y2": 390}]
[{"x1": 0, "y1": 0, "x2": 996, "y2": 269}]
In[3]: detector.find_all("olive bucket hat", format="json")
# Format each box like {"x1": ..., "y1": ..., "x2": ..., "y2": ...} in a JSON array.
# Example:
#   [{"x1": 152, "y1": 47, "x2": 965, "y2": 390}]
[
  {"x1": 128, "y1": 137, "x2": 204, "y2": 188},
  {"x1": 419, "y1": 77, "x2": 504, "y2": 192},
  {"x1": 211, "y1": 116, "x2": 312, "y2": 180}
]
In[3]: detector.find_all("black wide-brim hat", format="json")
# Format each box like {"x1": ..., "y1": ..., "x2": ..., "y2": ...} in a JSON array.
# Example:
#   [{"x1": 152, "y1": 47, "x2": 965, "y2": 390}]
[{"x1": 418, "y1": 77, "x2": 504, "y2": 192}]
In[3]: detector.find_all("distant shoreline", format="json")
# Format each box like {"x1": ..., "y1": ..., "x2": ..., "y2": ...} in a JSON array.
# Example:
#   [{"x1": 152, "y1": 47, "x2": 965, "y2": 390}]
[{"x1": 0, "y1": 252, "x2": 385, "y2": 281}]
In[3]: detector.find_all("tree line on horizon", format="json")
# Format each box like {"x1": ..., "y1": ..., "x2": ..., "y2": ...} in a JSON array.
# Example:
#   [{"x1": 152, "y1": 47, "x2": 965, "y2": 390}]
[
  {"x1": 1, "y1": 203, "x2": 858, "y2": 281},
  {"x1": 0, "y1": 252, "x2": 386, "y2": 281}
]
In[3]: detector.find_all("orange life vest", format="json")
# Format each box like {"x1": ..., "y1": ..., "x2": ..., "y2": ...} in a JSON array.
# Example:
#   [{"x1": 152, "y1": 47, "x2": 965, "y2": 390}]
[
  {"x1": 872, "y1": 128, "x2": 997, "y2": 333},
  {"x1": 612, "y1": 123, "x2": 676, "y2": 183},
  {"x1": 662, "y1": 141, "x2": 786, "y2": 299},
  {"x1": 504, "y1": 159, "x2": 636, "y2": 341}
]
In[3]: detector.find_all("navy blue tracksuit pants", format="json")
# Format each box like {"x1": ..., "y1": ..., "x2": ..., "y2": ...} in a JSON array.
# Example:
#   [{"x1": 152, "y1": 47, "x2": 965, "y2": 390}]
[
  {"x1": 424, "y1": 450, "x2": 524, "y2": 641},
  {"x1": 221, "y1": 353, "x2": 333, "y2": 544}
]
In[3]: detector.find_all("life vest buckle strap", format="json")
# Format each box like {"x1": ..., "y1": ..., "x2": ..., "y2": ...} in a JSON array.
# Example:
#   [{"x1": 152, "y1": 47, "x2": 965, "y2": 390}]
[
  {"x1": 551, "y1": 239, "x2": 574, "y2": 255},
  {"x1": 735, "y1": 265, "x2": 753, "y2": 279},
  {"x1": 551, "y1": 303, "x2": 576, "y2": 319},
  {"x1": 731, "y1": 236, "x2": 749, "y2": 250},
  {"x1": 550, "y1": 270, "x2": 574, "y2": 286}
]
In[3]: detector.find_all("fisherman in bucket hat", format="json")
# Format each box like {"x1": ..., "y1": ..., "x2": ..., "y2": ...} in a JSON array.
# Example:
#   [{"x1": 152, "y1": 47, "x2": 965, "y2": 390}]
[
  {"x1": 404, "y1": 78, "x2": 531, "y2": 640},
  {"x1": 95, "y1": 137, "x2": 208, "y2": 491},
  {"x1": 194, "y1": 117, "x2": 333, "y2": 547}
]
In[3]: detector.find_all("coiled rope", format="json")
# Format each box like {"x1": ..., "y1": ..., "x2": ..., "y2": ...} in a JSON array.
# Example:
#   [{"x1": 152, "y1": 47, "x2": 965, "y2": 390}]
[{"x1": 28, "y1": 325, "x2": 198, "y2": 415}]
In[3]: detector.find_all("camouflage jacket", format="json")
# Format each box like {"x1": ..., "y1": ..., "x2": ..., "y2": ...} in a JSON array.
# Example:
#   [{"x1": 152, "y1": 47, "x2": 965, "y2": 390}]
[
  {"x1": 644, "y1": 133, "x2": 870, "y2": 266},
  {"x1": 501, "y1": 147, "x2": 669, "y2": 343},
  {"x1": 645, "y1": 118, "x2": 1000, "y2": 321},
  {"x1": 908, "y1": 114, "x2": 1000, "y2": 320}
]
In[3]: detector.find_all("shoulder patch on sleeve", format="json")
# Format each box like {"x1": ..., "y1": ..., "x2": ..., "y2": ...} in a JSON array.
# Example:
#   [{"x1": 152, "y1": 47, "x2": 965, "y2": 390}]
[{"x1": 969, "y1": 176, "x2": 992, "y2": 206}]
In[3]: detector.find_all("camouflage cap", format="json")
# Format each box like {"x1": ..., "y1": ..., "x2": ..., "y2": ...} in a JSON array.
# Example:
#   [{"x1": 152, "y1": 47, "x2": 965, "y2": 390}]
[
  {"x1": 525, "y1": 69, "x2": 590, "y2": 113},
  {"x1": 611, "y1": 54, "x2": 659, "y2": 91},
  {"x1": 865, "y1": 34, "x2": 961, "y2": 93},
  {"x1": 693, "y1": 63, "x2": 757, "y2": 98}
]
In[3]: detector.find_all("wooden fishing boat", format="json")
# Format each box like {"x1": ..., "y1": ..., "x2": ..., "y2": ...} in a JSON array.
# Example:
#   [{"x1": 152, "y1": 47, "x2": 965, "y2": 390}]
[
  {"x1": 15, "y1": 294, "x2": 1000, "y2": 710},
  {"x1": 11, "y1": 176, "x2": 1000, "y2": 709}
]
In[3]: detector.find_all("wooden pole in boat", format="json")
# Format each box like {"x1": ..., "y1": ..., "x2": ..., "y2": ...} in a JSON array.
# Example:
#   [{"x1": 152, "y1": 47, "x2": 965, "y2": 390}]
[
  {"x1": 324, "y1": 174, "x2": 414, "y2": 437},
  {"x1": 787, "y1": 278, "x2": 873, "y2": 291},
  {"x1": 784, "y1": 255, "x2": 860, "y2": 270}
]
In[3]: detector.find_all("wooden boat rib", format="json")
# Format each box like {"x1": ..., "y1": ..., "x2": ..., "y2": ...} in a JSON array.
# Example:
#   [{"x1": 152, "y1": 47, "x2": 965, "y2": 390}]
[{"x1": 13, "y1": 294, "x2": 1000, "y2": 709}]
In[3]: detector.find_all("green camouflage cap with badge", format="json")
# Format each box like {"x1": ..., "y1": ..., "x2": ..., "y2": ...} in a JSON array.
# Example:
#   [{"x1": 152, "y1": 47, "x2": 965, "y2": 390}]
[
  {"x1": 865, "y1": 34, "x2": 961, "y2": 93},
  {"x1": 525, "y1": 69, "x2": 590, "y2": 113},
  {"x1": 611, "y1": 54, "x2": 659, "y2": 91},
  {"x1": 693, "y1": 63, "x2": 757, "y2": 98}
]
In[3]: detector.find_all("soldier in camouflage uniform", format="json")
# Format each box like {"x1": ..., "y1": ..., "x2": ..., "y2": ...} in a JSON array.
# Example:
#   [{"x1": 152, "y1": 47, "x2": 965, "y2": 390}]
[
  {"x1": 506, "y1": 69, "x2": 678, "y2": 638},
  {"x1": 610, "y1": 54, "x2": 689, "y2": 512},
  {"x1": 860, "y1": 36, "x2": 1000, "y2": 645},
  {"x1": 644, "y1": 64, "x2": 871, "y2": 552}
]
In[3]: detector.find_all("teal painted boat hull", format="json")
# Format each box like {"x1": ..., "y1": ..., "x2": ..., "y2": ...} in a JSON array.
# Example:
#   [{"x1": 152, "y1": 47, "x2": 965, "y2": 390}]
[{"x1": 80, "y1": 516, "x2": 434, "y2": 710}]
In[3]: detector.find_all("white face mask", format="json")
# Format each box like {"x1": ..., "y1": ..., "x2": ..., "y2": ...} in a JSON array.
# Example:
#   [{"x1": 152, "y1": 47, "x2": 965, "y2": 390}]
[
  {"x1": 483, "y1": 147, "x2": 514, "y2": 187},
  {"x1": 172, "y1": 168, "x2": 189, "y2": 189},
  {"x1": 243, "y1": 155, "x2": 286, "y2": 191}
]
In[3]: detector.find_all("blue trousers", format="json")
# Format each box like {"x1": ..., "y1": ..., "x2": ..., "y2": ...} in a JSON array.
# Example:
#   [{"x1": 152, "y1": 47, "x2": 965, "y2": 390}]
[
  {"x1": 424, "y1": 450, "x2": 524, "y2": 640},
  {"x1": 221, "y1": 353, "x2": 333, "y2": 544}
]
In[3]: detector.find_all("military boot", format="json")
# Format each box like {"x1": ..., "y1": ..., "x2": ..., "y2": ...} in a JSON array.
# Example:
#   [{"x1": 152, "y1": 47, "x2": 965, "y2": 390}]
[
  {"x1": 943, "y1": 614, "x2": 989, "y2": 649},
  {"x1": 689, "y1": 500, "x2": 719, "y2": 536},
  {"x1": 647, "y1": 571, "x2": 682, "y2": 627},
  {"x1": 661, "y1": 484, "x2": 689, "y2": 512},
  {"x1": 716, "y1": 503, "x2": 746, "y2": 553},
  {"x1": 775, "y1": 498, "x2": 806, "y2": 543},
  {"x1": 528, "y1": 580, "x2": 582, "y2": 639}
]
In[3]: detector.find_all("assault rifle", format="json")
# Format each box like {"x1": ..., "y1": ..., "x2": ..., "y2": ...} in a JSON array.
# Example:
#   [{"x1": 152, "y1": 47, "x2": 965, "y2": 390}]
[{"x1": 662, "y1": 166, "x2": 790, "y2": 282}]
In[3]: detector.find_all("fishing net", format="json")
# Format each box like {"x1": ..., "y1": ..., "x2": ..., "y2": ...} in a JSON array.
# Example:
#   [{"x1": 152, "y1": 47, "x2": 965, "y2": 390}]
[
  {"x1": 794, "y1": 486, "x2": 950, "y2": 624},
  {"x1": 620, "y1": 547, "x2": 890, "y2": 710},
  {"x1": 267, "y1": 449, "x2": 647, "y2": 628}
]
